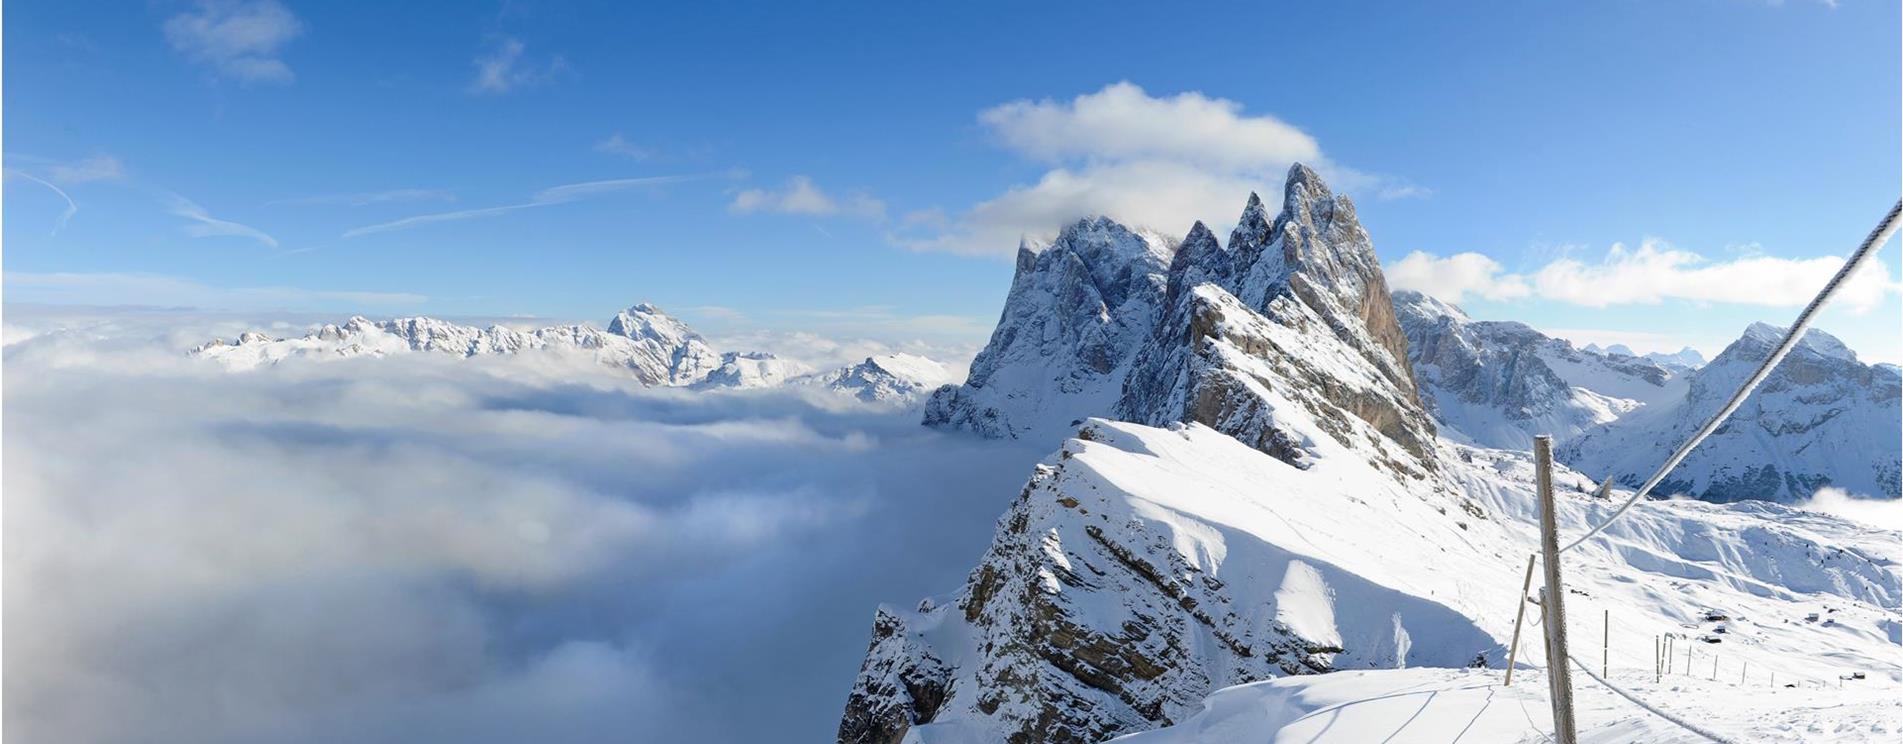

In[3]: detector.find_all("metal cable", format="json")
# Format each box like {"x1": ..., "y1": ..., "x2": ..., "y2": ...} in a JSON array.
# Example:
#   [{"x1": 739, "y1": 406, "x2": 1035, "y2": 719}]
[
  {"x1": 1559, "y1": 199, "x2": 1903, "y2": 554},
  {"x1": 1567, "y1": 653, "x2": 1739, "y2": 744}
]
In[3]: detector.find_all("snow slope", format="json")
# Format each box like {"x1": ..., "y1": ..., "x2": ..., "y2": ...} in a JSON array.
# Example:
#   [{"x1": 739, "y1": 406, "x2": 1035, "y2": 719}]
[
  {"x1": 1112, "y1": 667, "x2": 1899, "y2": 743},
  {"x1": 840, "y1": 418, "x2": 1901, "y2": 743}
]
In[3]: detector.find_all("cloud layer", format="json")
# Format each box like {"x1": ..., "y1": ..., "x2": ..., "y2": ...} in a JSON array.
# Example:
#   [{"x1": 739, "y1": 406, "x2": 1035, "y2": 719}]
[
  {"x1": 1387, "y1": 240, "x2": 1900, "y2": 312},
  {"x1": 3, "y1": 313, "x2": 1041, "y2": 743}
]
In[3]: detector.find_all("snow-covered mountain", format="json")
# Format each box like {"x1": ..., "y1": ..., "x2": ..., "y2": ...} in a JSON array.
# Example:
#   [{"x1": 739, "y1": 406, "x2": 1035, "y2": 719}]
[
  {"x1": 929, "y1": 164, "x2": 1435, "y2": 477},
  {"x1": 1394, "y1": 289, "x2": 1684, "y2": 450},
  {"x1": 193, "y1": 304, "x2": 957, "y2": 402},
  {"x1": 1644, "y1": 347, "x2": 1707, "y2": 371},
  {"x1": 922, "y1": 217, "x2": 1177, "y2": 442},
  {"x1": 810, "y1": 353, "x2": 959, "y2": 403},
  {"x1": 841, "y1": 165, "x2": 1901, "y2": 744},
  {"x1": 193, "y1": 303, "x2": 727, "y2": 385},
  {"x1": 846, "y1": 165, "x2": 1478, "y2": 743},
  {"x1": 1562, "y1": 322, "x2": 1902, "y2": 502}
]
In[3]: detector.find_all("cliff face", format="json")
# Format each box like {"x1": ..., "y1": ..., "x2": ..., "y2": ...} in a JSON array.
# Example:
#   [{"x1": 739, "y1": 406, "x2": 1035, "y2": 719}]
[
  {"x1": 926, "y1": 164, "x2": 1437, "y2": 477},
  {"x1": 922, "y1": 217, "x2": 1175, "y2": 443}
]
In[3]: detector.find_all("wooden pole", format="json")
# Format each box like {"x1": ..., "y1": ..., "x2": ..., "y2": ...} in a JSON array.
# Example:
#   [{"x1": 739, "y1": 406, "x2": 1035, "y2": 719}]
[
  {"x1": 1533, "y1": 436, "x2": 1579, "y2": 744},
  {"x1": 1741, "y1": 661, "x2": 1747, "y2": 685},
  {"x1": 1712, "y1": 652, "x2": 1719, "y2": 680},
  {"x1": 1602, "y1": 609, "x2": 1610, "y2": 678},
  {"x1": 1504, "y1": 553, "x2": 1537, "y2": 686},
  {"x1": 1654, "y1": 635, "x2": 1661, "y2": 683}
]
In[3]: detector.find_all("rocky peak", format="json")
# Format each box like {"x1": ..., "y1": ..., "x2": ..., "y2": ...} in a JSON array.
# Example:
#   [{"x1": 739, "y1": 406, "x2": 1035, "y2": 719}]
[{"x1": 922, "y1": 215, "x2": 1173, "y2": 441}]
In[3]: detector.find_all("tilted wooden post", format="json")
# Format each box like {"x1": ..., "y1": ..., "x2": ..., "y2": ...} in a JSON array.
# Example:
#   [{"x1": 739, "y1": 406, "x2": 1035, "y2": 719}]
[
  {"x1": 1534, "y1": 435, "x2": 1579, "y2": 744},
  {"x1": 1504, "y1": 553, "x2": 1537, "y2": 686}
]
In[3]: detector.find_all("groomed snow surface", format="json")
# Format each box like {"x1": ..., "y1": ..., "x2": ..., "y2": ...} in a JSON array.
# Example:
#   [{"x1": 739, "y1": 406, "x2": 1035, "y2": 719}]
[{"x1": 1112, "y1": 667, "x2": 1899, "y2": 743}]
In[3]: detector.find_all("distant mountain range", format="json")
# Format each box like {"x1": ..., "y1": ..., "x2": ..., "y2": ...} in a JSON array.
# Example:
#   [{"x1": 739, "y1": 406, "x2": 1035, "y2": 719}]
[{"x1": 191, "y1": 303, "x2": 959, "y2": 405}]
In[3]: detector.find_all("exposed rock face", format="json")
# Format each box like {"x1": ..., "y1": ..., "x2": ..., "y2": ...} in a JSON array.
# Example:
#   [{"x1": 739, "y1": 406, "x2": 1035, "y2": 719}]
[
  {"x1": 923, "y1": 218, "x2": 1175, "y2": 442},
  {"x1": 1562, "y1": 323, "x2": 1902, "y2": 502},
  {"x1": 926, "y1": 165, "x2": 1436, "y2": 475},
  {"x1": 1393, "y1": 290, "x2": 1681, "y2": 450},
  {"x1": 1117, "y1": 166, "x2": 1437, "y2": 476},
  {"x1": 837, "y1": 420, "x2": 1501, "y2": 744}
]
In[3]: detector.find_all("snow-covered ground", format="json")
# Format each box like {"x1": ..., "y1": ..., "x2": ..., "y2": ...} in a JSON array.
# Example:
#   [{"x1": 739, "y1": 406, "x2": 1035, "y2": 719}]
[{"x1": 1113, "y1": 667, "x2": 1900, "y2": 743}]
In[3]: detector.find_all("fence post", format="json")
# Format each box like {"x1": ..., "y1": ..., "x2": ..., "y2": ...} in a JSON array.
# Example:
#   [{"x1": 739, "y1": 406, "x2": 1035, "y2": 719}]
[
  {"x1": 1533, "y1": 435, "x2": 1579, "y2": 744},
  {"x1": 1602, "y1": 609, "x2": 1610, "y2": 678},
  {"x1": 1712, "y1": 652, "x2": 1719, "y2": 680},
  {"x1": 1504, "y1": 553, "x2": 1537, "y2": 686}
]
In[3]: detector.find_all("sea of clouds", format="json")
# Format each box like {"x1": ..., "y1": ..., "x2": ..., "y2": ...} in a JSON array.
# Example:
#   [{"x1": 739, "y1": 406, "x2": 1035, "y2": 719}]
[{"x1": 2, "y1": 307, "x2": 1039, "y2": 743}]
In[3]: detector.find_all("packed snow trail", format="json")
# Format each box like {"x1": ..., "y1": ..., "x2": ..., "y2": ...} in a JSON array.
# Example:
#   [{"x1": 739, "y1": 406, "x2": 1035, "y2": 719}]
[{"x1": 1560, "y1": 198, "x2": 1903, "y2": 555}]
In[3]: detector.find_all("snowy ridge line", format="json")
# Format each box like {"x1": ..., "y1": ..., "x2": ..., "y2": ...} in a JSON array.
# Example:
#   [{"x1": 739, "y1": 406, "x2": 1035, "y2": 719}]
[
  {"x1": 1559, "y1": 198, "x2": 1903, "y2": 554},
  {"x1": 1566, "y1": 652, "x2": 1737, "y2": 744}
]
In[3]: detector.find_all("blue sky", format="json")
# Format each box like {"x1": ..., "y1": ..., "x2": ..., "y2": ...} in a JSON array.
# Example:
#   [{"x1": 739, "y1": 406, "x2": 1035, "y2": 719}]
[{"x1": 6, "y1": 0, "x2": 1899, "y2": 360}]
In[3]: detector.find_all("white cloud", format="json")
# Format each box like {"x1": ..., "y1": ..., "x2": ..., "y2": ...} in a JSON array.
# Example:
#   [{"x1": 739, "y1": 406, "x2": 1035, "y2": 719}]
[
  {"x1": 48, "y1": 154, "x2": 127, "y2": 184},
  {"x1": 168, "y1": 195, "x2": 280, "y2": 248},
  {"x1": 980, "y1": 81, "x2": 1320, "y2": 171},
  {"x1": 4, "y1": 272, "x2": 427, "y2": 309},
  {"x1": 1387, "y1": 241, "x2": 1900, "y2": 313},
  {"x1": 162, "y1": 0, "x2": 303, "y2": 85},
  {"x1": 903, "y1": 82, "x2": 1415, "y2": 257},
  {"x1": 1531, "y1": 239, "x2": 1899, "y2": 312},
  {"x1": 471, "y1": 37, "x2": 567, "y2": 94},
  {"x1": 2, "y1": 313, "x2": 1040, "y2": 742},
  {"x1": 729, "y1": 176, "x2": 885, "y2": 220},
  {"x1": 5, "y1": 169, "x2": 79, "y2": 234},
  {"x1": 1386, "y1": 251, "x2": 1532, "y2": 303},
  {"x1": 1796, "y1": 487, "x2": 1902, "y2": 531},
  {"x1": 344, "y1": 174, "x2": 719, "y2": 238},
  {"x1": 594, "y1": 133, "x2": 651, "y2": 160}
]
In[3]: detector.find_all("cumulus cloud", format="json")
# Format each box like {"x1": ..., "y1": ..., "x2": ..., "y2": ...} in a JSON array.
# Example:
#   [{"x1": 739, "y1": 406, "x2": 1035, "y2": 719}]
[
  {"x1": 2, "y1": 311, "x2": 1041, "y2": 743},
  {"x1": 730, "y1": 176, "x2": 886, "y2": 220},
  {"x1": 1384, "y1": 241, "x2": 1900, "y2": 312},
  {"x1": 1386, "y1": 251, "x2": 1533, "y2": 303},
  {"x1": 162, "y1": 0, "x2": 303, "y2": 85},
  {"x1": 470, "y1": 37, "x2": 567, "y2": 94},
  {"x1": 900, "y1": 82, "x2": 1420, "y2": 257},
  {"x1": 1796, "y1": 487, "x2": 1903, "y2": 531}
]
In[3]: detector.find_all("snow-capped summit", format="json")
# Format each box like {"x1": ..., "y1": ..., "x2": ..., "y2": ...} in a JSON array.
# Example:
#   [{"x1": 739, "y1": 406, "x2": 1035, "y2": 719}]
[
  {"x1": 1563, "y1": 322, "x2": 1901, "y2": 502},
  {"x1": 695, "y1": 351, "x2": 811, "y2": 389},
  {"x1": 1393, "y1": 289, "x2": 1682, "y2": 450},
  {"x1": 921, "y1": 216, "x2": 1176, "y2": 441},
  {"x1": 196, "y1": 303, "x2": 722, "y2": 386},
  {"x1": 927, "y1": 164, "x2": 1435, "y2": 475},
  {"x1": 812, "y1": 353, "x2": 959, "y2": 403},
  {"x1": 1117, "y1": 164, "x2": 1436, "y2": 475}
]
